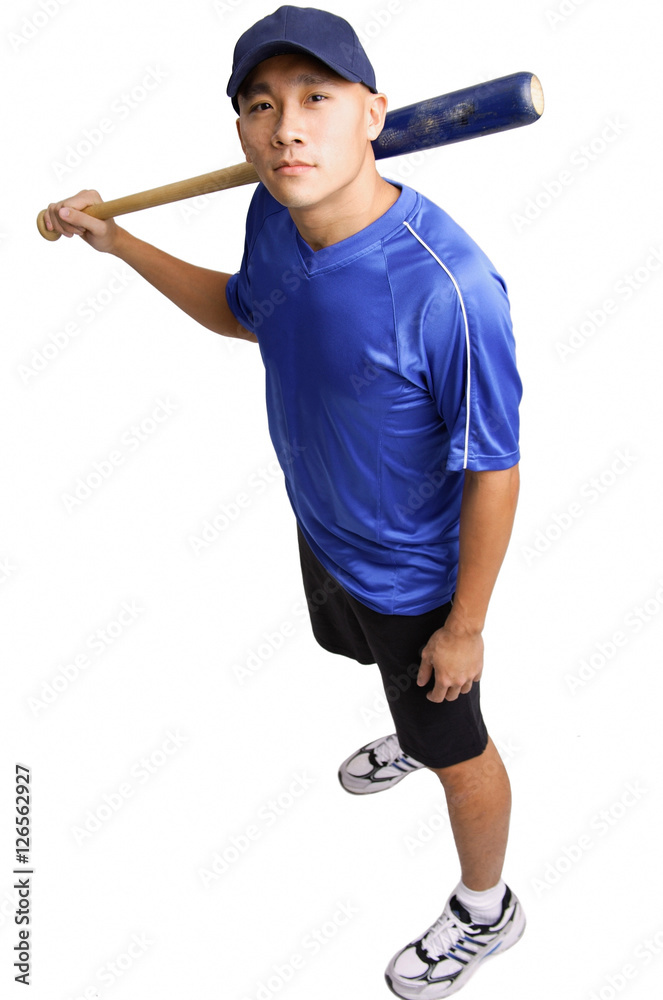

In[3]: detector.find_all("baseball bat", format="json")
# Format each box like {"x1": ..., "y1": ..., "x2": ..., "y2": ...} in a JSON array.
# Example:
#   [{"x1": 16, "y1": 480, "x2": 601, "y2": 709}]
[{"x1": 37, "y1": 71, "x2": 543, "y2": 241}]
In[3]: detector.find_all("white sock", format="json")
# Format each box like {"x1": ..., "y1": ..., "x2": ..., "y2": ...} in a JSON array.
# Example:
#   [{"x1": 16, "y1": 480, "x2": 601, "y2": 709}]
[{"x1": 454, "y1": 878, "x2": 506, "y2": 926}]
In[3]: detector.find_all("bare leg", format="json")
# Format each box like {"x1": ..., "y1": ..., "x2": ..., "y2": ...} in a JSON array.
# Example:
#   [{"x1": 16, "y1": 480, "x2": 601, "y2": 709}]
[{"x1": 429, "y1": 736, "x2": 511, "y2": 891}]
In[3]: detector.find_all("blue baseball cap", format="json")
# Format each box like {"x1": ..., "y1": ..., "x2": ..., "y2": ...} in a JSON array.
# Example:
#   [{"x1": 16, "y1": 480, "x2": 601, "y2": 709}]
[{"x1": 227, "y1": 5, "x2": 378, "y2": 113}]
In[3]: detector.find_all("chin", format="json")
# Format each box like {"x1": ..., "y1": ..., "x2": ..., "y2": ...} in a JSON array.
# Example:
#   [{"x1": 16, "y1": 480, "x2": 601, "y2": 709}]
[{"x1": 260, "y1": 180, "x2": 322, "y2": 210}]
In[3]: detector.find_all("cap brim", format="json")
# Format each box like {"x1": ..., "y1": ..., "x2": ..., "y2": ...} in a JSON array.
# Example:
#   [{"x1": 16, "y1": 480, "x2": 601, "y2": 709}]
[{"x1": 227, "y1": 40, "x2": 374, "y2": 111}]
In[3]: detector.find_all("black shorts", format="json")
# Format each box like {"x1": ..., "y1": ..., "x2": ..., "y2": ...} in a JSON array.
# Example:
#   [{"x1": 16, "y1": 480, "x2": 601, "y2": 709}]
[{"x1": 297, "y1": 527, "x2": 488, "y2": 769}]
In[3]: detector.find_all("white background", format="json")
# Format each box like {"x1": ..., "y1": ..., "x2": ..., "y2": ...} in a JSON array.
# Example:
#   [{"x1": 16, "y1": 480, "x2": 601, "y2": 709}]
[{"x1": 2, "y1": 0, "x2": 662, "y2": 997}]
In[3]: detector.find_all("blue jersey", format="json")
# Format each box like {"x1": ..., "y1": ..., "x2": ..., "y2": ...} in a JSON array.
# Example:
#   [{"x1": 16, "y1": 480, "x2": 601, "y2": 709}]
[{"x1": 226, "y1": 181, "x2": 522, "y2": 615}]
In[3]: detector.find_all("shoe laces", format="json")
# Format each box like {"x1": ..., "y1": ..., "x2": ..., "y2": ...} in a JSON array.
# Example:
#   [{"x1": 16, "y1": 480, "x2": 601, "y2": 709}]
[
  {"x1": 374, "y1": 734, "x2": 403, "y2": 767},
  {"x1": 421, "y1": 912, "x2": 465, "y2": 960}
]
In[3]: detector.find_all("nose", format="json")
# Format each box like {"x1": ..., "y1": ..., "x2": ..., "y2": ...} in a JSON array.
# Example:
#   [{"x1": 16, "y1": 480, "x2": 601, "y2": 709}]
[{"x1": 272, "y1": 102, "x2": 305, "y2": 147}]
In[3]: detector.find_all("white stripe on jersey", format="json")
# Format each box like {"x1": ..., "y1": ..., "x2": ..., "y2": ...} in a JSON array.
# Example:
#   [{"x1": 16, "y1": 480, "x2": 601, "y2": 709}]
[{"x1": 403, "y1": 221, "x2": 471, "y2": 470}]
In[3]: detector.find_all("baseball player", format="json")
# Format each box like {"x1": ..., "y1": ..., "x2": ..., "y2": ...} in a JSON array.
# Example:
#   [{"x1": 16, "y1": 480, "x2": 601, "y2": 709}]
[{"x1": 43, "y1": 7, "x2": 525, "y2": 997}]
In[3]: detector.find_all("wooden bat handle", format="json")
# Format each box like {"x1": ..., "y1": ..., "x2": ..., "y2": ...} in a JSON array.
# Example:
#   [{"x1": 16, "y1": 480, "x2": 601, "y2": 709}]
[{"x1": 37, "y1": 161, "x2": 260, "y2": 241}]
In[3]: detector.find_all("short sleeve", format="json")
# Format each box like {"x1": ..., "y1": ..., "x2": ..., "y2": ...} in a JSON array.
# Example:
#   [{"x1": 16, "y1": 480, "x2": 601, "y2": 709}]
[
  {"x1": 224, "y1": 183, "x2": 282, "y2": 334},
  {"x1": 225, "y1": 249, "x2": 255, "y2": 333},
  {"x1": 426, "y1": 264, "x2": 522, "y2": 472}
]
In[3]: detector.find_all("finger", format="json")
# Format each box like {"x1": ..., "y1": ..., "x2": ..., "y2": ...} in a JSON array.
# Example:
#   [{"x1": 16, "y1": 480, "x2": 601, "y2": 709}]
[
  {"x1": 460, "y1": 680, "x2": 473, "y2": 694},
  {"x1": 426, "y1": 683, "x2": 451, "y2": 703},
  {"x1": 417, "y1": 658, "x2": 433, "y2": 687},
  {"x1": 56, "y1": 189, "x2": 104, "y2": 214},
  {"x1": 57, "y1": 208, "x2": 86, "y2": 238},
  {"x1": 44, "y1": 204, "x2": 66, "y2": 234},
  {"x1": 58, "y1": 206, "x2": 107, "y2": 239},
  {"x1": 58, "y1": 211, "x2": 86, "y2": 236},
  {"x1": 45, "y1": 191, "x2": 104, "y2": 236},
  {"x1": 436, "y1": 684, "x2": 464, "y2": 702},
  {"x1": 44, "y1": 203, "x2": 80, "y2": 237}
]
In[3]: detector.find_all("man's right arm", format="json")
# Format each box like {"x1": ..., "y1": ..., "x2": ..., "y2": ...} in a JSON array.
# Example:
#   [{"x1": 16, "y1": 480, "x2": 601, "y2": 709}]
[{"x1": 43, "y1": 189, "x2": 257, "y2": 342}]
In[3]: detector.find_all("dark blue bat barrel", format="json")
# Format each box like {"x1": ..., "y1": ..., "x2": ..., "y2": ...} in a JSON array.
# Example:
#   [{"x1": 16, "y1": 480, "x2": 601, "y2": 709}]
[{"x1": 372, "y1": 71, "x2": 543, "y2": 160}]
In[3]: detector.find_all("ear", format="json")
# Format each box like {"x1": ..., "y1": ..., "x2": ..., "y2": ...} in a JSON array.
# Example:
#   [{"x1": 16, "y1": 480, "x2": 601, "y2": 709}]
[
  {"x1": 235, "y1": 118, "x2": 252, "y2": 162},
  {"x1": 366, "y1": 92, "x2": 388, "y2": 141}
]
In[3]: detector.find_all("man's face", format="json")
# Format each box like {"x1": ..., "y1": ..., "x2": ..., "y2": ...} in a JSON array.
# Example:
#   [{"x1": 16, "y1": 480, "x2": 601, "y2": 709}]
[{"x1": 235, "y1": 53, "x2": 384, "y2": 212}]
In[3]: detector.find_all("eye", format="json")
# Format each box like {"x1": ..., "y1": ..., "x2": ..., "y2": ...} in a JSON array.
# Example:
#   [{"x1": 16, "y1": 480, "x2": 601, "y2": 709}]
[
  {"x1": 249, "y1": 101, "x2": 273, "y2": 113},
  {"x1": 308, "y1": 93, "x2": 328, "y2": 103}
]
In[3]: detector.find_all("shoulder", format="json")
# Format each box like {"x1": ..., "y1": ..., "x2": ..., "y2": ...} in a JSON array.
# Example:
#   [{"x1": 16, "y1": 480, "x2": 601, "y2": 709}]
[
  {"x1": 390, "y1": 185, "x2": 510, "y2": 307},
  {"x1": 244, "y1": 182, "x2": 291, "y2": 248},
  {"x1": 247, "y1": 181, "x2": 286, "y2": 219}
]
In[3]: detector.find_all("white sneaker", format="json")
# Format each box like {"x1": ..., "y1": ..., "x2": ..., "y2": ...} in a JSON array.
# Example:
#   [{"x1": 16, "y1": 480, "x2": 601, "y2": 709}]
[
  {"x1": 338, "y1": 734, "x2": 425, "y2": 794},
  {"x1": 385, "y1": 886, "x2": 526, "y2": 998}
]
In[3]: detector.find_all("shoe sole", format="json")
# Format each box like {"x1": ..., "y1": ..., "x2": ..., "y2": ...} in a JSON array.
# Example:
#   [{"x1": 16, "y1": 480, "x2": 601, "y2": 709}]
[
  {"x1": 385, "y1": 906, "x2": 526, "y2": 999},
  {"x1": 338, "y1": 759, "x2": 424, "y2": 795},
  {"x1": 337, "y1": 768, "x2": 409, "y2": 795}
]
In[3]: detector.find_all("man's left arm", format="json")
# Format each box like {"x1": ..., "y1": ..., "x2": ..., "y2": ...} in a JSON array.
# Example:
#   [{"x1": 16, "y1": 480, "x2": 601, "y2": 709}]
[{"x1": 418, "y1": 464, "x2": 520, "y2": 702}]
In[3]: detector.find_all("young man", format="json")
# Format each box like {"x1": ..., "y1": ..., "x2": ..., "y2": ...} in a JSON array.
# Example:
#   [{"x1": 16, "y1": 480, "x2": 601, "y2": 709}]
[{"x1": 43, "y1": 6, "x2": 525, "y2": 996}]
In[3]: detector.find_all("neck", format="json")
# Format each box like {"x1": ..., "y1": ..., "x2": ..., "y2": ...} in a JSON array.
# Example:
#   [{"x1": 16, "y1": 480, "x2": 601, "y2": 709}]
[{"x1": 290, "y1": 167, "x2": 401, "y2": 251}]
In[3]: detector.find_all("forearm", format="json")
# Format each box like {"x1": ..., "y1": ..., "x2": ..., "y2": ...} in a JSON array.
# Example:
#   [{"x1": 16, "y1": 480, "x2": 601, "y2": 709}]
[
  {"x1": 446, "y1": 465, "x2": 520, "y2": 634},
  {"x1": 109, "y1": 227, "x2": 256, "y2": 341}
]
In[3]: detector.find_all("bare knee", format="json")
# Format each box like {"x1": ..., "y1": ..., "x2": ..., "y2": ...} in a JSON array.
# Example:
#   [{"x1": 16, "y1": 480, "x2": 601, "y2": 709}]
[{"x1": 427, "y1": 738, "x2": 507, "y2": 803}]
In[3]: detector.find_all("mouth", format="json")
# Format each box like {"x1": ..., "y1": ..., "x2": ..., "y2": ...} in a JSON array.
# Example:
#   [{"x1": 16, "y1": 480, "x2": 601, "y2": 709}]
[{"x1": 273, "y1": 161, "x2": 315, "y2": 175}]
